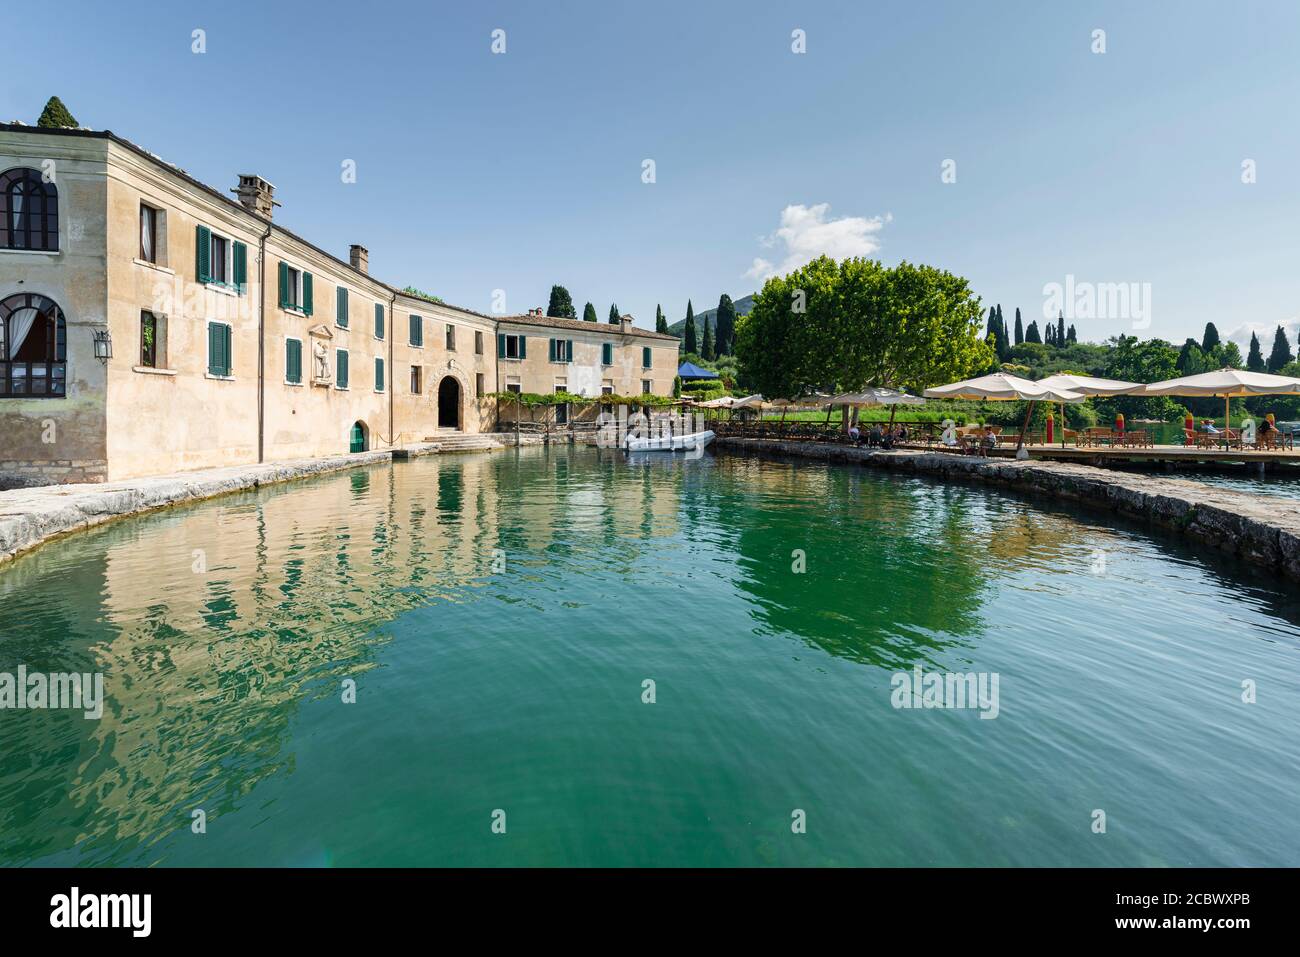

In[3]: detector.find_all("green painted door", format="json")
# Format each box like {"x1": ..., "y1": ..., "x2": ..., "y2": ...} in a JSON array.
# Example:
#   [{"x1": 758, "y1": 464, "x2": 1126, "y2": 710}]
[{"x1": 349, "y1": 423, "x2": 365, "y2": 453}]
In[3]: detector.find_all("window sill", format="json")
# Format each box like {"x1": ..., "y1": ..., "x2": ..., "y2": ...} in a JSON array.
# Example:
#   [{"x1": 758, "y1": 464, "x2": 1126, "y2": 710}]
[
  {"x1": 0, "y1": 247, "x2": 59, "y2": 256},
  {"x1": 132, "y1": 365, "x2": 177, "y2": 376},
  {"x1": 133, "y1": 258, "x2": 174, "y2": 275},
  {"x1": 285, "y1": 380, "x2": 304, "y2": 387},
  {"x1": 204, "y1": 373, "x2": 236, "y2": 381},
  {"x1": 334, "y1": 385, "x2": 349, "y2": 391},
  {"x1": 335, "y1": 323, "x2": 349, "y2": 331},
  {"x1": 205, "y1": 283, "x2": 239, "y2": 298},
  {"x1": 283, "y1": 306, "x2": 308, "y2": 318},
  {"x1": 409, "y1": 343, "x2": 424, "y2": 349},
  {"x1": 374, "y1": 390, "x2": 386, "y2": 395}
]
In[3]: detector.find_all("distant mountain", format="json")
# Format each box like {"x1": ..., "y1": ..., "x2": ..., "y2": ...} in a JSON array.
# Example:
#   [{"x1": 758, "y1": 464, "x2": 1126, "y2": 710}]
[{"x1": 666, "y1": 293, "x2": 755, "y2": 338}]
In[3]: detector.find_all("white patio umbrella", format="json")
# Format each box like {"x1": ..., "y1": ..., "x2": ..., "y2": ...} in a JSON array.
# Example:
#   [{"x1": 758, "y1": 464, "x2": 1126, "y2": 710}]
[
  {"x1": 923, "y1": 373, "x2": 1084, "y2": 455},
  {"x1": 1036, "y1": 374, "x2": 1144, "y2": 448},
  {"x1": 825, "y1": 387, "x2": 927, "y2": 407},
  {"x1": 1141, "y1": 368, "x2": 1300, "y2": 449}
]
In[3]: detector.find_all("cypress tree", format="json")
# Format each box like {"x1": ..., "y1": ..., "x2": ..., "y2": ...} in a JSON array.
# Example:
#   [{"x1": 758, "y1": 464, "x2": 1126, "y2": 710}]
[
  {"x1": 37, "y1": 96, "x2": 78, "y2": 129},
  {"x1": 1067, "y1": 324, "x2": 1077, "y2": 344},
  {"x1": 582, "y1": 302, "x2": 597, "y2": 323},
  {"x1": 1046, "y1": 324, "x2": 1056, "y2": 347},
  {"x1": 702, "y1": 318, "x2": 715, "y2": 360},
  {"x1": 1056, "y1": 312, "x2": 1065, "y2": 347},
  {"x1": 683, "y1": 301, "x2": 697, "y2": 353},
  {"x1": 1267, "y1": 325, "x2": 1295, "y2": 372},
  {"x1": 546, "y1": 285, "x2": 576, "y2": 319},
  {"x1": 1247, "y1": 332, "x2": 1265, "y2": 372},
  {"x1": 608, "y1": 303, "x2": 620, "y2": 325},
  {"x1": 1025, "y1": 321, "x2": 1042, "y2": 344},
  {"x1": 1201, "y1": 322, "x2": 1221, "y2": 353},
  {"x1": 1014, "y1": 308, "x2": 1024, "y2": 346},
  {"x1": 655, "y1": 304, "x2": 667, "y2": 334},
  {"x1": 715, "y1": 294, "x2": 737, "y2": 357}
]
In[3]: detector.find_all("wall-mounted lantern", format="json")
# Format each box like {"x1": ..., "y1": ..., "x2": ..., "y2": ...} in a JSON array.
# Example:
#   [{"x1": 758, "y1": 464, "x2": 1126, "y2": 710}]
[{"x1": 93, "y1": 329, "x2": 113, "y2": 363}]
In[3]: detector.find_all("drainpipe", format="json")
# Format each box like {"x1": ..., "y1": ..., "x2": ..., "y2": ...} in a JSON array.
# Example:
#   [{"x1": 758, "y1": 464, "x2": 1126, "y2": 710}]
[
  {"x1": 256, "y1": 220, "x2": 272, "y2": 462},
  {"x1": 388, "y1": 291, "x2": 396, "y2": 449}
]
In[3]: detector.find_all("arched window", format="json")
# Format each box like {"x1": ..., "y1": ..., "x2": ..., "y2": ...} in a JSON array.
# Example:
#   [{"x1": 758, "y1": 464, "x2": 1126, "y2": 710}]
[
  {"x1": 0, "y1": 168, "x2": 59, "y2": 251},
  {"x1": 0, "y1": 293, "x2": 67, "y2": 397}
]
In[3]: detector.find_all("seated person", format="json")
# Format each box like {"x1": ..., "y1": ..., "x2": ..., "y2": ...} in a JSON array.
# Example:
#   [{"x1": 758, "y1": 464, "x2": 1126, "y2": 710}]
[
  {"x1": 1258, "y1": 418, "x2": 1277, "y2": 444},
  {"x1": 897, "y1": 425, "x2": 909, "y2": 441},
  {"x1": 868, "y1": 425, "x2": 883, "y2": 447},
  {"x1": 980, "y1": 430, "x2": 997, "y2": 455},
  {"x1": 848, "y1": 424, "x2": 861, "y2": 444},
  {"x1": 1202, "y1": 419, "x2": 1221, "y2": 434}
]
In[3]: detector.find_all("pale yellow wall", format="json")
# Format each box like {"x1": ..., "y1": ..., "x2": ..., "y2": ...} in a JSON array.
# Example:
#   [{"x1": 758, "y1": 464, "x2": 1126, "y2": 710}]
[
  {"x1": 0, "y1": 132, "x2": 109, "y2": 485},
  {"x1": 496, "y1": 321, "x2": 678, "y2": 398}
]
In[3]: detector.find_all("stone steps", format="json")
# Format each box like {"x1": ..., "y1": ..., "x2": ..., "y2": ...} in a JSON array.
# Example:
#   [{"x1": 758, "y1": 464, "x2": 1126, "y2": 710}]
[{"x1": 421, "y1": 433, "x2": 506, "y2": 453}]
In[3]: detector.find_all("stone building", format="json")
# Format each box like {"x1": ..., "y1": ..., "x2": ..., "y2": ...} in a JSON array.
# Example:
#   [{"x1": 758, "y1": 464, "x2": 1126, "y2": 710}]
[{"x1": 0, "y1": 124, "x2": 680, "y2": 486}]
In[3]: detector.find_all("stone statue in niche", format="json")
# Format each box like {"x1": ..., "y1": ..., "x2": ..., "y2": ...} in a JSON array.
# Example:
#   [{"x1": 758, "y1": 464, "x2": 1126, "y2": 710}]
[{"x1": 313, "y1": 339, "x2": 331, "y2": 384}]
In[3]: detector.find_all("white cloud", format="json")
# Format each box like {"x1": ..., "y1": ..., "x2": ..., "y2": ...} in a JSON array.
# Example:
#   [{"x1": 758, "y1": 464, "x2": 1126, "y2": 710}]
[
  {"x1": 1225, "y1": 316, "x2": 1299, "y2": 350},
  {"x1": 743, "y1": 203, "x2": 891, "y2": 281}
]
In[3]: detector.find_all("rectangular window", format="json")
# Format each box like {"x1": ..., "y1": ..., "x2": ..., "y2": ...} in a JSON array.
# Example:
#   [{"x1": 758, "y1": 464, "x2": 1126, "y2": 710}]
[
  {"x1": 497, "y1": 333, "x2": 526, "y2": 359},
  {"x1": 196, "y1": 225, "x2": 242, "y2": 292},
  {"x1": 336, "y1": 349, "x2": 349, "y2": 389},
  {"x1": 555, "y1": 383, "x2": 568, "y2": 425},
  {"x1": 475, "y1": 330, "x2": 484, "y2": 355},
  {"x1": 411, "y1": 365, "x2": 422, "y2": 394},
  {"x1": 602, "y1": 342, "x2": 613, "y2": 366},
  {"x1": 139, "y1": 311, "x2": 166, "y2": 368},
  {"x1": 446, "y1": 324, "x2": 456, "y2": 351},
  {"x1": 601, "y1": 384, "x2": 613, "y2": 414},
  {"x1": 548, "y1": 338, "x2": 573, "y2": 363},
  {"x1": 475, "y1": 372, "x2": 484, "y2": 397},
  {"x1": 285, "y1": 337, "x2": 303, "y2": 384},
  {"x1": 506, "y1": 382, "x2": 521, "y2": 394},
  {"x1": 207, "y1": 322, "x2": 232, "y2": 377},
  {"x1": 642, "y1": 379, "x2": 652, "y2": 394},
  {"x1": 276, "y1": 261, "x2": 311, "y2": 313},
  {"x1": 409, "y1": 314, "x2": 423, "y2": 347},
  {"x1": 642, "y1": 346, "x2": 652, "y2": 369},
  {"x1": 336, "y1": 286, "x2": 349, "y2": 327},
  {"x1": 139, "y1": 205, "x2": 158, "y2": 263},
  {"x1": 375, "y1": 357, "x2": 385, "y2": 392},
  {"x1": 374, "y1": 303, "x2": 385, "y2": 340}
]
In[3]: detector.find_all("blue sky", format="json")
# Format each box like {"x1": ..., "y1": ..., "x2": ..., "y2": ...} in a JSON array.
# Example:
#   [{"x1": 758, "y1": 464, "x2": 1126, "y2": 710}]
[{"x1": 7, "y1": 0, "x2": 1299, "y2": 346}]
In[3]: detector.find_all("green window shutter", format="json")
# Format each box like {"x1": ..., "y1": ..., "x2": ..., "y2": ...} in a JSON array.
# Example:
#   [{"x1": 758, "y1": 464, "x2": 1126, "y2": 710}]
[
  {"x1": 196, "y1": 226, "x2": 211, "y2": 284},
  {"x1": 278, "y1": 262, "x2": 289, "y2": 308},
  {"x1": 519, "y1": 335, "x2": 526, "y2": 359},
  {"x1": 303, "y1": 273, "x2": 314, "y2": 316},
  {"x1": 208, "y1": 323, "x2": 220, "y2": 375},
  {"x1": 643, "y1": 347, "x2": 651, "y2": 368},
  {"x1": 410, "y1": 314, "x2": 421, "y2": 346},
  {"x1": 567, "y1": 340, "x2": 574, "y2": 362},
  {"x1": 223, "y1": 325, "x2": 232, "y2": 376},
  {"x1": 232, "y1": 241, "x2": 247, "y2": 293},
  {"x1": 548, "y1": 338, "x2": 556, "y2": 362},
  {"x1": 337, "y1": 350, "x2": 349, "y2": 388},
  {"x1": 497, "y1": 333, "x2": 506, "y2": 358},
  {"x1": 375, "y1": 357, "x2": 385, "y2": 391},
  {"x1": 602, "y1": 343, "x2": 612, "y2": 365},
  {"x1": 336, "y1": 286, "x2": 348, "y2": 326},
  {"x1": 374, "y1": 303, "x2": 384, "y2": 339}
]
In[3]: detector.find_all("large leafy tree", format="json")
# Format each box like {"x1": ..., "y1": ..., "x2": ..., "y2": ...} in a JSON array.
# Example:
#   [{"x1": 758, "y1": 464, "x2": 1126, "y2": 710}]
[
  {"x1": 715, "y1": 294, "x2": 737, "y2": 356},
  {"x1": 683, "y1": 300, "x2": 697, "y2": 353},
  {"x1": 545, "y1": 285, "x2": 576, "y2": 319},
  {"x1": 1247, "y1": 332, "x2": 1265, "y2": 371},
  {"x1": 37, "y1": 96, "x2": 78, "y2": 128},
  {"x1": 1099, "y1": 335, "x2": 1183, "y2": 419},
  {"x1": 734, "y1": 255, "x2": 990, "y2": 400},
  {"x1": 1267, "y1": 325, "x2": 1295, "y2": 372},
  {"x1": 1176, "y1": 338, "x2": 1204, "y2": 373},
  {"x1": 582, "y1": 301, "x2": 598, "y2": 322}
]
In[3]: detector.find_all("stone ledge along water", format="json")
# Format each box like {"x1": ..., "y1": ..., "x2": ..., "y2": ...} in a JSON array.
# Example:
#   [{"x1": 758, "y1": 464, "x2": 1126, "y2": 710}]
[{"x1": 716, "y1": 438, "x2": 1300, "y2": 582}]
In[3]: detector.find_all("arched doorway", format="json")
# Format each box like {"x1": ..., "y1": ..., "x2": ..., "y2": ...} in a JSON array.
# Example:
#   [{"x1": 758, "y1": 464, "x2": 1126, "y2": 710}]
[
  {"x1": 349, "y1": 421, "x2": 368, "y2": 453},
  {"x1": 437, "y1": 376, "x2": 461, "y2": 430}
]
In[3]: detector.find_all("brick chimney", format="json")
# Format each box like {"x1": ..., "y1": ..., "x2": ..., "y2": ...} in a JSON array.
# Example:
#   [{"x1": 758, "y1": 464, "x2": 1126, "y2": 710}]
[
  {"x1": 232, "y1": 174, "x2": 277, "y2": 218},
  {"x1": 620, "y1": 314, "x2": 634, "y2": 333},
  {"x1": 350, "y1": 244, "x2": 369, "y2": 274}
]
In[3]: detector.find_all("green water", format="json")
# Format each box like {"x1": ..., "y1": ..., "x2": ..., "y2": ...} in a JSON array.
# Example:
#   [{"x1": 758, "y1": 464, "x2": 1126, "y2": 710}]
[{"x1": 1, "y1": 446, "x2": 1298, "y2": 867}]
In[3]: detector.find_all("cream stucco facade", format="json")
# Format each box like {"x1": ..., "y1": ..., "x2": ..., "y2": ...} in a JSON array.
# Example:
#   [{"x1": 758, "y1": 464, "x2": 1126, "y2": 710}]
[{"x1": 0, "y1": 124, "x2": 680, "y2": 486}]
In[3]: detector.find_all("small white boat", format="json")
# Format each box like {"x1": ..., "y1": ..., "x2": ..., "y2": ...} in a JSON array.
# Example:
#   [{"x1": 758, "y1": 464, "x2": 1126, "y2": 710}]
[{"x1": 624, "y1": 429, "x2": 715, "y2": 452}]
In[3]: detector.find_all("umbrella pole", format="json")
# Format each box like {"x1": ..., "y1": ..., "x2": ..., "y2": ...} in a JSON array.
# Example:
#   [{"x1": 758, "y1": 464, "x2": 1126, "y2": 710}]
[
  {"x1": 1225, "y1": 394, "x2": 1230, "y2": 451},
  {"x1": 1061, "y1": 401, "x2": 1066, "y2": 448},
  {"x1": 1016, "y1": 400, "x2": 1035, "y2": 453}
]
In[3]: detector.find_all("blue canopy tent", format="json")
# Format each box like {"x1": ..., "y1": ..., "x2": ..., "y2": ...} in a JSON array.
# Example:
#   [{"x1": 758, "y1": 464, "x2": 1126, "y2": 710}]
[{"x1": 677, "y1": 362, "x2": 719, "y2": 381}]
